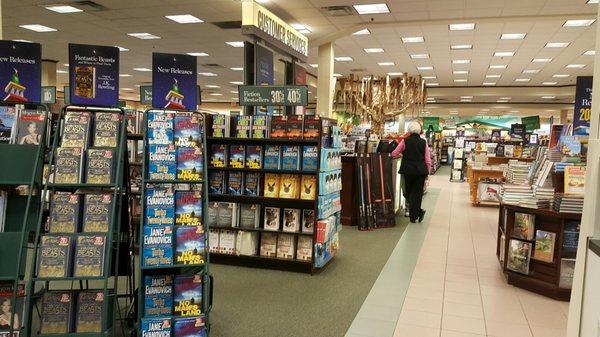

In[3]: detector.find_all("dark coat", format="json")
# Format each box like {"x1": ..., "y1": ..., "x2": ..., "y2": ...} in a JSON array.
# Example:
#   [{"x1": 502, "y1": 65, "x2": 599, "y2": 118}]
[{"x1": 399, "y1": 133, "x2": 428, "y2": 175}]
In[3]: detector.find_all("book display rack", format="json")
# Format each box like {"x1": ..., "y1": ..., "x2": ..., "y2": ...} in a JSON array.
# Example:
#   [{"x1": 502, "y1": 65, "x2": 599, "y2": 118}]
[
  {"x1": 207, "y1": 114, "x2": 342, "y2": 274},
  {"x1": 450, "y1": 137, "x2": 466, "y2": 182},
  {"x1": 137, "y1": 109, "x2": 211, "y2": 336},
  {"x1": 24, "y1": 105, "x2": 133, "y2": 336}
]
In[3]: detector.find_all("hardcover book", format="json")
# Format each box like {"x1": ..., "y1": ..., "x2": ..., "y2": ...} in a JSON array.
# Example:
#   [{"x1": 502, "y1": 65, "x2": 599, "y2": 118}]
[
  {"x1": 61, "y1": 111, "x2": 91, "y2": 148},
  {"x1": 174, "y1": 275, "x2": 203, "y2": 317},
  {"x1": 270, "y1": 116, "x2": 287, "y2": 138},
  {"x1": 286, "y1": 115, "x2": 304, "y2": 139},
  {"x1": 300, "y1": 175, "x2": 317, "y2": 200},
  {"x1": 73, "y1": 235, "x2": 106, "y2": 277},
  {"x1": 54, "y1": 147, "x2": 84, "y2": 184},
  {"x1": 144, "y1": 275, "x2": 173, "y2": 317},
  {"x1": 264, "y1": 207, "x2": 280, "y2": 231},
  {"x1": 559, "y1": 258, "x2": 576, "y2": 289},
  {"x1": 303, "y1": 116, "x2": 321, "y2": 140},
  {"x1": 176, "y1": 147, "x2": 203, "y2": 181},
  {"x1": 0, "y1": 281, "x2": 24, "y2": 331},
  {"x1": 259, "y1": 232, "x2": 277, "y2": 257},
  {"x1": 174, "y1": 114, "x2": 201, "y2": 148},
  {"x1": 276, "y1": 234, "x2": 295, "y2": 259},
  {"x1": 75, "y1": 291, "x2": 104, "y2": 332},
  {"x1": 146, "y1": 184, "x2": 175, "y2": 227},
  {"x1": 244, "y1": 172, "x2": 261, "y2": 196},
  {"x1": 207, "y1": 202, "x2": 219, "y2": 228},
  {"x1": 175, "y1": 190, "x2": 202, "y2": 227},
  {"x1": 282, "y1": 208, "x2": 300, "y2": 232},
  {"x1": 507, "y1": 239, "x2": 532, "y2": 275},
  {"x1": 147, "y1": 111, "x2": 174, "y2": 145},
  {"x1": 297, "y1": 236, "x2": 313, "y2": 261},
  {"x1": 263, "y1": 173, "x2": 280, "y2": 198},
  {"x1": 281, "y1": 145, "x2": 300, "y2": 170},
  {"x1": 208, "y1": 228, "x2": 220, "y2": 253},
  {"x1": 141, "y1": 318, "x2": 172, "y2": 337},
  {"x1": 148, "y1": 144, "x2": 176, "y2": 180},
  {"x1": 239, "y1": 204, "x2": 260, "y2": 229},
  {"x1": 228, "y1": 145, "x2": 245, "y2": 168},
  {"x1": 234, "y1": 115, "x2": 252, "y2": 138},
  {"x1": 209, "y1": 144, "x2": 227, "y2": 168},
  {"x1": 37, "y1": 235, "x2": 72, "y2": 278},
  {"x1": 251, "y1": 115, "x2": 269, "y2": 139},
  {"x1": 227, "y1": 172, "x2": 243, "y2": 195},
  {"x1": 49, "y1": 193, "x2": 81, "y2": 233},
  {"x1": 513, "y1": 212, "x2": 535, "y2": 240},
  {"x1": 263, "y1": 145, "x2": 281, "y2": 170},
  {"x1": 16, "y1": 109, "x2": 45, "y2": 145},
  {"x1": 302, "y1": 209, "x2": 315, "y2": 233},
  {"x1": 175, "y1": 226, "x2": 205, "y2": 265},
  {"x1": 533, "y1": 230, "x2": 556, "y2": 263},
  {"x1": 40, "y1": 291, "x2": 74, "y2": 334},
  {"x1": 237, "y1": 231, "x2": 259, "y2": 255},
  {"x1": 74, "y1": 66, "x2": 96, "y2": 98},
  {"x1": 216, "y1": 202, "x2": 238, "y2": 228},
  {"x1": 210, "y1": 114, "x2": 229, "y2": 138},
  {"x1": 0, "y1": 107, "x2": 16, "y2": 144},
  {"x1": 142, "y1": 225, "x2": 173, "y2": 267},
  {"x1": 564, "y1": 166, "x2": 586, "y2": 195},
  {"x1": 208, "y1": 171, "x2": 226, "y2": 194},
  {"x1": 174, "y1": 316, "x2": 207, "y2": 337},
  {"x1": 218, "y1": 229, "x2": 236, "y2": 254},
  {"x1": 245, "y1": 145, "x2": 263, "y2": 169},
  {"x1": 279, "y1": 174, "x2": 300, "y2": 199},
  {"x1": 86, "y1": 148, "x2": 115, "y2": 184},
  {"x1": 301, "y1": 146, "x2": 319, "y2": 171},
  {"x1": 93, "y1": 112, "x2": 120, "y2": 148},
  {"x1": 562, "y1": 220, "x2": 580, "y2": 254},
  {"x1": 82, "y1": 193, "x2": 113, "y2": 233}
]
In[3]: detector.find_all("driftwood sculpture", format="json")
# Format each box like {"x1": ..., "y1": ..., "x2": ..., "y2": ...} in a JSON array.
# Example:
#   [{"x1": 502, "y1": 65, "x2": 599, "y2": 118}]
[{"x1": 333, "y1": 73, "x2": 427, "y2": 135}]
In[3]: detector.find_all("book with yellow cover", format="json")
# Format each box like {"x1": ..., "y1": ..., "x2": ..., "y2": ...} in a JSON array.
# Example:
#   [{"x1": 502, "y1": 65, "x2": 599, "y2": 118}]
[
  {"x1": 564, "y1": 166, "x2": 586, "y2": 195},
  {"x1": 300, "y1": 175, "x2": 316, "y2": 200},
  {"x1": 74, "y1": 66, "x2": 96, "y2": 98},
  {"x1": 263, "y1": 173, "x2": 280, "y2": 198},
  {"x1": 279, "y1": 174, "x2": 300, "y2": 199}
]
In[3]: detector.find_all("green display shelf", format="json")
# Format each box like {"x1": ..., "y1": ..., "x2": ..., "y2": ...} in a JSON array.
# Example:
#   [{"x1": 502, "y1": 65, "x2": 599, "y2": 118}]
[{"x1": 0, "y1": 144, "x2": 41, "y2": 186}]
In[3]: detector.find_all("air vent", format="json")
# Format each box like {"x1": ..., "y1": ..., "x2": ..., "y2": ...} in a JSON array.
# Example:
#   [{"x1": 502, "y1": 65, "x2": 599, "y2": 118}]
[
  {"x1": 320, "y1": 6, "x2": 354, "y2": 17},
  {"x1": 70, "y1": 1, "x2": 107, "y2": 11},
  {"x1": 202, "y1": 64, "x2": 224, "y2": 68},
  {"x1": 212, "y1": 21, "x2": 242, "y2": 29}
]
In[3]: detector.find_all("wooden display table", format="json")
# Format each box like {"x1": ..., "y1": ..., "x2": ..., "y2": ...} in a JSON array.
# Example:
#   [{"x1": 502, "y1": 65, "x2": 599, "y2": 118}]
[
  {"x1": 487, "y1": 156, "x2": 534, "y2": 165},
  {"x1": 469, "y1": 168, "x2": 504, "y2": 205}
]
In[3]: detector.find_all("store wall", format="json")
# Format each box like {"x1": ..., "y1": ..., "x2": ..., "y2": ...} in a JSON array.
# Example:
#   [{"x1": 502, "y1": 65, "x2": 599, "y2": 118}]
[{"x1": 580, "y1": 252, "x2": 600, "y2": 337}]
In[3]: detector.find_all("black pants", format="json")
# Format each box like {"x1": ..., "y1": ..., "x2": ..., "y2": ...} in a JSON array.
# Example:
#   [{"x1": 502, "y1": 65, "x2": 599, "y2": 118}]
[{"x1": 404, "y1": 174, "x2": 427, "y2": 221}]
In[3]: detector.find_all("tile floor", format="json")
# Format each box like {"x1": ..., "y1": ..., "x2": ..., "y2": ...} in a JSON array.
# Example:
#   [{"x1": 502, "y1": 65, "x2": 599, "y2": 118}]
[{"x1": 347, "y1": 169, "x2": 570, "y2": 337}]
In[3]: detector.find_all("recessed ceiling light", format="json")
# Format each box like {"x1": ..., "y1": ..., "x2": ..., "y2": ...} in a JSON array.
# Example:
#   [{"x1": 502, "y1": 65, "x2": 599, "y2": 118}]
[
  {"x1": 587, "y1": 0, "x2": 598, "y2": 4},
  {"x1": 364, "y1": 48, "x2": 384, "y2": 53},
  {"x1": 13, "y1": 39, "x2": 33, "y2": 43},
  {"x1": 226, "y1": 41, "x2": 245, "y2": 48},
  {"x1": 522, "y1": 69, "x2": 539, "y2": 74},
  {"x1": 566, "y1": 64, "x2": 586, "y2": 68},
  {"x1": 545, "y1": 42, "x2": 570, "y2": 48},
  {"x1": 378, "y1": 62, "x2": 395, "y2": 66},
  {"x1": 335, "y1": 56, "x2": 353, "y2": 62},
  {"x1": 543, "y1": 82, "x2": 557, "y2": 85},
  {"x1": 584, "y1": 50, "x2": 595, "y2": 56},
  {"x1": 115, "y1": 46, "x2": 129, "y2": 52},
  {"x1": 205, "y1": 85, "x2": 220, "y2": 88},
  {"x1": 542, "y1": 96, "x2": 555, "y2": 99},
  {"x1": 187, "y1": 52, "x2": 209, "y2": 57},
  {"x1": 410, "y1": 54, "x2": 429, "y2": 59},
  {"x1": 121, "y1": 88, "x2": 134, "y2": 91},
  {"x1": 486, "y1": 74, "x2": 501, "y2": 78},
  {"x1": 489, "y1": 65, "x2": 507, "y2": 69},
  {"x1": 199, "y1": 72, "x2": 218, "y2": 77},
  {"x1": 563, "y1": 19, "x2": 596, "y2": 27},
  {"x1": 128, "y1": 32, "x2": 160, "y2": 39},
  {"x1": 19, "y1": 24, "x2": 57, "y2": 32},
  {"x1": 515, "y1": 78, "x2": 530, "y2": 82},
  {"x1": 291, "y1": 23, "x2": 311, "y2": 34},
  {"x1": 494, "y1": 51, "x2": 515, "y2": 57},
  {"x1": 500, "y1": 33, "x2": 526, "y2": 40},
  {"x1": 119, "y1": 74, "x2": 132, "y2": 77},
  {"x1": 417, "y1": 66, "x2": 433, "y2": 71},
  {"x1": 401, "y1": 36, "x2": 424, "y2": 43},
  {"x1": 309, "y1": 64, "x2": 318, "y2": 68},
  {"x1": 449, "y1": 111, "x2": 459, "y2": 115},
  {"x1": 499, "y1": 97, "x2": 511, "y2": 100},
  {"x1": 353, "y1": 3, "x2": 390, "y2": 14},
  {"x1": 453, "y1": 70, "x2": 468, "y2": 74},
  {"x1": 229, "y1": 81, "x2": 243, "y2": 85},
  {"x1": 483, "y1": 82, "x2": 496, "y2": 86},
  {"x1": 353, "y1": 28, "x2": 371, "y2": 35},
  {"x1": 454, "y1": 79, "x2": 467, "y2": 83},
  {"x1": 63, "y1": 63, "x2": 69, "y2": 67},
  {"x1": 133, "y1": 67, "x2": 151, "y2": 72},
  {"x1": 165, "y1": 14, "x2": 204, "y2": 24},
  {"x1": 451, "y1": 44, "x2": 472, "y2": 50},
  {"x1": 449, "y1": 23, "x2": 475, "y2": 31},
  {"x1": 422, "y1": 76, "x2": 436, "y2": 79},
  {"x1": 426, "y1": 83, "x2": 439, "y2": 86},
  {"x1": 230, "y1": 90, "x2": 238, "y2": 94},
  {"x1": 230, "y1": 67, "x2": 243, "y2": 71},
  {"x1": 56, "y1": 70, "x2": 67, "y2": 74},
  {"x1": 460, "y1": 98, "x2": 472, "y2": 102},
  {"x1": 333, "y1": 74, "x2": 343, "y2": 77},
  {"x1": 553, "y1": 74, "x2": 569, "y2": 78},
  {"x1": 532, "y1": 58, "x2": 552, "y2": 63},
  {"x1": 388, "y1": 72, "x2": 403, "y2": 76},
  {"x1": 45, "y1": 5, "x2": 82, "y2": 13},
  {"x1": 210, "y1": 93, "x2": 223, "y2": 96},
  {"x1": 452, "y1": 59, "x2": 470, "y2": 64},
  {"x1": 461, "y1": 96, "x2": 473, "y2": 99}
]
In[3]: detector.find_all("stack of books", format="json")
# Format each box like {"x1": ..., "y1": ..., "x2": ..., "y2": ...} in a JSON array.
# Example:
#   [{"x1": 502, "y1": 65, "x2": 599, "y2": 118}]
[
  {"x1": 555, "y1": 162, "x2": 575, "y2": 173},
  {"x1": 501, "y1": 184, "x2": 534, "y2": 204},
  {"x1": 533, "y1": 186, "x2": 555, "y2": 208},
  {"x1": 547, "y1": 148, "x2": 562, "y2": 162},
  {"x1": 506, "y1": 161, "x2": 531, "y2": 185},
  {"x1": 553, "y1": 194, "x2": 584, "y2": 214},
  {"x1": 520, "y1": 197, "x2": 551, "y2": 209}
]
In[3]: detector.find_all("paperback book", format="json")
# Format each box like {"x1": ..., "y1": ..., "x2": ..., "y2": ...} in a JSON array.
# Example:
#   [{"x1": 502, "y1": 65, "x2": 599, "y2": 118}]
[
  {"x1": 93, "y1": 112, "x2": 120, "y2": 148},
  {"x1": 513, "y1": 212, "x2": 535, "y2": 240},
  {"x1": 244, "y1": 172, "x2": 261, "y2": 196},
  {"x1": 0, "y1": 107, "x2": 17, "y2": 144},
  {"x1": 296, "y1": 236, "x2": 313, "y2": 261},
  {"x1": 239, "y1": 204, "x2": 260, "y2": 229},
  {"x1": 148, "y1": 145, "x2": 177, "y2": 180},
  {"x1": 233, "y1": 115, "x2": 252, "y2": 138},
  {"x1": 228, "y1": 145, "x2": 245, "y2": 168},
  {"x1": 40, "y1": 291, "x2": 74, "y2": 334},
  {"x1": 227, "y1": 171, "x2": 243, "y2": 195},
  {"x1": 142, "y1": 225, "x2": 174, "y2": 267},
  {"x1": 260, "y1": 232, "x2": 277, "y2": 257},
  {"x1": 302, "y1": 146, "x2": 318, "y2": 171},
  {"x1": 533, "y1": 230, "x2": 556, "y2": 263},
  {"x1": 300, "y1": 175, "x2": 317, "y2": 200},
  {"x1": 175, "y1": 226, "x2": 205, "y2": 265},
  {"x1": 82, "y1": 193, "x2": 113, "y2": 233},
  {"x1": 144, "y1": 275, "x2": 173, "y2": 317},
  {"x1": 207, "y1": 202, "x2": 219, "y2": 228},
  {"x1": 61, "y1": 111, "x2": 91, "y2": 148},
  {"x1": 49, "y1": 193, "x2": 81, "y2": 233},
  {"x1": 37, "y1": 235, "x2": 72, "y2": 278},
  {"x1": 175, "y1": 190, "x2": 202, "y2": 227},
  {"x1": 174, "y1": 114, "x2": 201, "y2": 148},
  {"x1": 73, "y1": 235, "x2": 106, "y2": 277},
  {"x1": 209, "y1": 144, "x2": 227, "y2": 168},
  {"x1": 251, "y1": 115, "x2": 269, "y2": 138},
  {"x1": 279, "y1": 174, "x2": 300, "y2": 199},
  {"x1": 174, "y1": 316, "x2": 207, "y2": 337},
  {"x1": 216, "y1": 202, "x2": 238, "y2": 228},
  {"x1": 86, "y1": 148, "x2": 115, "y2": 184},
  {"x1": 281, "y1": 145, "x2": 300, "y2": 170},
  {"x1": 141, "y1": 318, "x2": 171, "y2": 337},
  {"x1": 75, "y1": 291, "x2": 104, "y2": 333},
  {"x1": 263, "y1": 145, "x2": 281, "y2": 170},
  {"x1": 264, "y1": 207, "x2": 280, "y2": 231},
  {"x1": 564, "y1": 166, "x2": 586, "y2": 195},
  {"x1": 282, "y1": 208, "x2": 300, "y2": 232},
  {"x1": 507, "y1": 239, "x2": 532, "y2": 275},
  {"x1": 276, "y1": 234, "x2": 295, "y2": 259},
  {"x1": 302, "y1": 209, "x2": 315, "y2": 233},
  {"x1": 174, "y1": 275, "x2": 203, "y2": 317},
  {"x1": 176, "y1": 147, "x2": 203, "y2": 181},
  {"x1": 245, "y1": 145, "x2": 263, "y2": 169},
  {"x1": 16, "y1": 109, "x2": 45, "y2": 145},
  {"x1": 54, "y1": 147, "x2": 84, "y2": 184},
  {"x1": 208, "y1": 171, "x2": 226, "y2": 194},
  {"x1": 219, "y1": 229, "x2": 236, "y2": 254},
  {"x1": 147, "y1": 111, "x2": 174, "y2": 145},
  {"x1": 263, "y1": 173, "x2": 280, "y2": 198}
]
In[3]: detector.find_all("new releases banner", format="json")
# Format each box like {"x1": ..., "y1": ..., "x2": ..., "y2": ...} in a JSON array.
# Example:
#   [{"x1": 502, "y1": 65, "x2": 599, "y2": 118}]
[
  {"x1": 0, "y1": 40, "x2": 41, "y2": 103},
  {"x1": 69, "y1": 44, "x2": 119, "y2": 106},
  {"x1": 152, "y1": 53, "x2": 197, "y2": 110},
  {"x1": 573, "y1": 76, "x2": 592, "y2": 136}
]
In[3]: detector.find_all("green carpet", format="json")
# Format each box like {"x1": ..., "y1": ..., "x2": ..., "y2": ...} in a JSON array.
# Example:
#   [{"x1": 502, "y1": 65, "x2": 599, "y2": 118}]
[{"x1": 209, "y1": 216, "x2": 409, "y2": 337}]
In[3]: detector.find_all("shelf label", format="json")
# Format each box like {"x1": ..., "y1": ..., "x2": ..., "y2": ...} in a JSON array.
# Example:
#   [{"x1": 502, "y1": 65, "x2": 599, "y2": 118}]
[{"x1": 238, "y1": 85, "x2": 307, "y2": 106}]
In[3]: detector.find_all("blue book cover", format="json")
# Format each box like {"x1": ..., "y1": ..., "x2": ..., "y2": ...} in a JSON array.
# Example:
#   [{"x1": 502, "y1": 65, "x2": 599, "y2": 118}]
[
  {"x1": 208, "y1": 171, "x2": 225, "y2": 194},
  {"x1": 228, "y1": 145, "x2": 245, "y2": 168},
  {"x1": 0, "y1": 106, "x2": 17, "y2": 143},
  {"x1": 174, "y1": 275, "x2": 203, "y2": 316},
  {"x1": 141, "y1": 318, "x2": 172, "y2": 337},
  {"x1": 227, "y1": 171, "x2": 243, "y2": 195},
  {"x1": 263, "y1": 145, "x2": 281, "y2": 170},
  {"x1": 147, "y1": 111, "x2": 174, "y2": 145},
  {"x1": 176, "y1": 147, "x2": 203, "y2": 181},
  {"x1": 149, "y1": 145, "x2": 176, "y2": 180},
  {"x1": 302, "y1": 146, "x2": 318, "y2": 171},
  {"x1": 244, "y1": 172, "x2": 261, "y2": 196},
  {"x1": 175, "y1": 226, "x2": 205, "y2": 265},
  {"x1": 143, "y1": 225, "x2": 173, "y2": 267},
  {"x1": 49, "y1": 193, "x2": 81, "y2": 233},
  {"x1": 281, "y1": 145, "x2": 300, "y2": 170},
  {"x1": 40, "y1": 291, "x2": 74, "y2": 334},
  {"x1": 245, "y1": 145, "x2": 263, "y2": 169},
  {"x1": 145, "y1": 184, "x2": 175, "y2": 226},
  {"x1": 82, "y1": 193, "x2": 113, "y2": 233},
  {"x1": 144, "y1": 275, "x2": 173, "y2": 317},
  {"x1": 209, "y1": 144, "x2": 227, "y2": 168},
  {"x1": 174, "y1": 114, "x2": 201, "y2": 148},
  {"x1": 175, "y1": 190, "x2": 202, "y2": 227},
  {"x1": 37, "y1": 235, "x2": 72, "y2": 278},
  {"x1": 73, "y1": 235, "x2": 106, "y2": 277},
  {"x1": 174, "y1": 316, "x2": 207, "y2": 337},
  {"x1": 75, "y1": 291, "x2": 104, "y2": 333}
]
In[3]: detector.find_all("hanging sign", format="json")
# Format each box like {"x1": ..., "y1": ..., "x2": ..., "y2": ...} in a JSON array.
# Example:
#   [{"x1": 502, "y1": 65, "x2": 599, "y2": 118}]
[
  {"x1": 521, "y1": 115, "x2": 540, "y2": 131},
  {"x1": 241, "y1": 1, "x2": 308, "y2": 61},
  {"x1": 422, "y1": 117, "x2": 440, "y2": 132},
  {"x1": 254, "y1": 44, "x2": 274, "y2": 114},
  {"x1": 69, "y1": 44, "x2": 119, "y2": 106},
  {"x1": 238, "y1": 85, "x2": 308, "y2": 106},
  {"x1": 510, "y1": 123, "x2": 526, "y2": 140},
  {"x1": 152, "y1": 53, "x2": 197, "y2": 110},
  {"x1": 573, "y1": 76, "x2": 592, "y2": 136},
  {"x1": 140, "y1": 85, "x2": 152, "y2": 105},
  {"x1": 41, "y1": 86, "x2": 56, "y2": 104},
  {"x1": 0, "y1": 40, "x2": 42, "y2": 103}
]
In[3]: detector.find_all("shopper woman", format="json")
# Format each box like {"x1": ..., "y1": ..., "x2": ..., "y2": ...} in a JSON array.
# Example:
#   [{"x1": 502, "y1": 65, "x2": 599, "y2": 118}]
[{"x1": 392, "y1": 121, "x2": 431, "y2": 223}]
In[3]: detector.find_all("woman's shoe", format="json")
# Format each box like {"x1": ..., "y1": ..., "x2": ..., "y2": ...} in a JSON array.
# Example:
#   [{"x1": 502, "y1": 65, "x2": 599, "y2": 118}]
[{"x1": 418, "y1": 210, "x2": 426, "y2": 223}]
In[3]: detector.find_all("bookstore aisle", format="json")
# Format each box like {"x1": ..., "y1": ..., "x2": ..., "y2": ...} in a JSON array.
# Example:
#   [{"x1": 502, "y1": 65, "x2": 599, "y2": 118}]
[{"x1": 346, "y1": 167, "x2": 569, "y2": 337}]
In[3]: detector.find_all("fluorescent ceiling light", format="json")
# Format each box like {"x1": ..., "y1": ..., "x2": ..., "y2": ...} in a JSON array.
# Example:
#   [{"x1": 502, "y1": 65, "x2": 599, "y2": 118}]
[
  {"x1": 121, "y1": 88, "x2": 134, "y2": 91},
  {"x1": 453, "y1": 70, "x2": 468, "y2": 74},
  {"x1": 452, "y1": 59, "x2": 470, "y2": 64},
  {"x1": 483, "y1": 82, "x2": 496, "y2": 86},
  {"x1": 165, "y1": 14, "x2": 203, "y2": 24},
  {"x1": 584, "y1": 50, "x2": 595, "y2": 56},
  {"x1": 454, "y1": 79, "x2": 467, "y2": 82},
  {"x1": 309, "y1": 64, "x2": 318, "y2": 68},
  {"x1": 500, "y1": 33, "x2": 526, "y2": 40},
  {"x1": 553, "y1": 74, "x2": 569, "y2": 78},
  {"x1": 335, "y1": 56, "x2": 353, "y2": 62},
  {"x1": 187, "y1": 52, "x2": 209, "y2": 57},
  {"x1": 199, "y1": 72, "x2": 218, "y2": 77},
  {"x1": 545, "y1": 42, "x2": 569, "y2": 48},
  {"x1": 515, "y1": 78, "x2": 530, "y2": 82},
  {"x1": 205, "y1": 85, "x2": 220, "y2": 88},
  {"x1": 119, "y1": 74, "x2": 132, "y2": 77},
  {"x1": 333, "y1": 74, "x2": 343, "y2": 77},
  {"x1": 226, "y1": 41, "x2": 245, "y2": 48},
  {"x1": 230, "y1": 90, "x2": 238, "y2": 94},
  {"x1": 410, "y1": 54, "x2": 429, "y2": 59},
  {"x1": 417, "y1": 66, "x2": 433, "y2": 70},
  {"x1": 364, "y1": 48, "x2": 384, "y2": 53},
  {"x1": 489, "y1": 65, "x2": 507, "y2": 69},
  {"x1": 499, "y1": 97, "x2": 511, "y2": 100},
  {"x1": 353, "y1": 3, "x2": 390, "y2": 14},
  {"x1": 543, "y1": 82, "x2": 557, "y2": 85},
  {"x1": 56, "y1": 70, "x2": 67, "y2": 74},
  {"x1": 13, "y1": 39, "x2": 33, "y2": 43},
  {"x1": 532, "y1": 58, "x2": 552, "y2": 63},
  {"x1": 210, "y1": 93, "x2": 223, "y2": 96},
  {"x1": 461, "y1": 96, "x2": 473, "y2": 99},
  {"x1": 460, "y1": 98, "x2": 472, "y2": 102},
  {"x1": 449, "y1": 23, "x2": 475, "y2": 31},
  {"x1": 588, "y1": 0, "x2": 598, "y2": 4},
  {"x1": 362, "y1": 76, "x2": 372, "y2": 81},
  {"x1": 422, "y1": 76, "x2": 436, "y2": 79},
  {"x1": 387, "y1": 72, "x2": 403, "y2": 76},
  {"x1": 63, "y1": 63, "x2": 69, "y2": 67},
  {"x1": 128, "y1": 32, "x2": 160, "y2": 39},
  {"x1": 566, "y1": 64, "x2": 586, "y2": 68},
  {"x1": 563, "y1": 19, "x2": 596, "y2": 27},
  {"x1": 115, "y1": 46, "x2": 129, "y2": 52},
  {"x1": 494, "y1": 51, "x2": 515, "y2": 57},
  {"x1": 449, "y1": 111, "x2": 459, "y2": 115},
  {"x1": 230, "y1": 81, "x2": 243, "y2": 85},
  {"x1": 133, "y1": 67, "x2": 151, "y2": 72},
  {"x1": 401, "y1": 36, "x2": 424, "y2": 43},
  {"x1": 378, "y1": 62, "x2": 395, "y2": 66},
  {"x1": 542, "y1": 96, "x2": 555, "y2": 99},
  {"x1": 19, "y1": 24, "x2": 57, "y2": 32},
  {"x1": 486, "y1": 74, "x2": 501, "y2": 78},
  {"x1": 522, "y1": 69, "x2": 539, "y2": 74},
  {"x1": 451, "y1": 44, "x2": 472, "y2": 50},
  {"x1": 45, "y1": 5, "x2": 82, "y2": 13},
  {"x1": 291, "y1": 23, "x2": 311, "y2": 34},
  {"x1": 426, "y1": 83, "x2": 439, "y2": 86},
  {"x1": 230, "y1": 67, "x2": 243, "y2": 71},
  {"x1": 353, "y1": 28, "x2": 371, "y2": 35}
]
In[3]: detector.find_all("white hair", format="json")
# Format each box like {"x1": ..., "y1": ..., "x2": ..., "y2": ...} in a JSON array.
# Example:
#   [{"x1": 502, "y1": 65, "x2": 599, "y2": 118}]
[{"x1": 407, "y1": 121, "x2": 422, "y2": 134}]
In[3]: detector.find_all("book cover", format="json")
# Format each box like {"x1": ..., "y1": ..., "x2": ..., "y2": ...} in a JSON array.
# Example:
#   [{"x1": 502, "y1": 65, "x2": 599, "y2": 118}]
[
  {"x1": 16, "y1": 109, "x2": 45, "y2": 145},
  {"x1": 54, "y1": 147, "x2": 84, "y2": 184},
  {"x1": 264, "y1": 207, "x2": 280, "y2": 231},
  {"x1": 260, "y1": 232, "x2": 277, "y2": 257},
  {"x1": 303, "y1": 116, "x2": 321, "y2": 140},
  {"x1": 206, "y1": 202, "x2": 219, "y2": 228},
  {"x1": 564, "y1": 166, "x2": 586, "y2": 195},
  {"x1": 75, "y1": 290, "x2": 104, "y2": 332},
  {"x1": 147, "y1": 111, "x2": 174, "y2": 145},
  {"x1": 279, "y1": 174, "x2": 300, "y2": 199},
  {"x1": 562, "y1": 220, "x2": 580, "y2": 254},
  {"x1": 145, "y1": 184, "x2": 175, "y2": 227},
  {"x1": 141, "y1": 318, "x2": 171, "y2": 337},
  {"x1": 302, "y1": 209, "x2": 315, "y2": 233},
  {"x1": 208, "y1": 228, "x2": 220, "y2": 253},
  {"x1": 175, "y1": 226, "x2": 205, "y2": 265},
  {"x1": 282, "y1": 208, "x2": 300, "y2": 232},
  {"x1": 244, "y1": 172, "x2": 261, "y2": 196},
  {"x1": 281, "y1": 145, "x2": 300, "y2": 170},
  {"x1": 73, "y1": 235, "x2": 106, "y2": 277},
  {"x1": 227, "y1": 171, "x2": 243, "y2": 195},
  {"x1": 61, "y1": 111, "x2": 91, "y2": 148},
  {"x1": 144, "y1": 275, "x2": 173, "y2": 317},
  {"x1": 301, "y1": 146, "x2": 319, "y2": 171},
  {"x1": 270, "y1": 116, "x2": 287, "y2": 138},
  {"x1": 296, "y1": 236, "x2": 313, "y2": 261},
  {"x1": 559, "y1": 258, "x2": 576, "y2": 288},
  {"x1": 175, "y1": 190, "x2": 202, "y2": 227},
  {"x1": 86, "y1": 148, "x2": 115, "y2": 184},
  {"x1": 209, "y1": 144, "x2": 227, "y2": 168},
  {"x1": 40, "y1": 291, "x2": 73, "y2": 334},
  {"x1": 174, "y1": 275, "x2": 203, "y2": 317},
  {"x1": 533, "y1": 230, "x2": 556, "y2": 263},
  {"x1": 176, "y1": 147, "x2": 203, "y2": 181},
  {"x1": 251, "y1": 115, "x2": 269, "y2": 139},
  {"x1": 513, "y1": 212, "x2": 535, "y2": 240},
  {"x1": 507, "y1": 239, "x2": 532, "y2": 275},
  {"x1": 0, "y1": 281, "x2": 25, "y2": 331},
  {"x1": 174, "y1": 114, "x2": 201, "y2": 148},
  {"x1": 263, "y1": 173, "x2": 280, "y2": 198},
  {"x1": 218, "y1": 229, "x2": 236, "y2": 254},
  {"x1": 239, "y1": 204, "x2": 260, "y2": 229},
  {"x1": 126, "y1": 110, "x2": 139, "y2": 134},
  {"x1": 82, "y1": 193, "x2": 113, "y2": 233},
  {"x1": 245, "y1": 145, "x2": 263, "y2": 169},
  {"x1": 210, "y1": 114, "x2": 228, "y2": 138},
  {"x1": 300, "y1": 175, "x2": 317, "y2": 200},
  {"x1": 74, "y1": 66, "x2": 96, "y2": 98},
  {"x1": 228, "y1": 145, "x2": 245, "y2": 168},
  {"x1": 263, "y1": 145, "x2": 281, "y2": 170},
  {"x1": 0, "y1": 107, "x2": 17, "y2": 144},
  {"x1": 276, "y1": 234, "x2": 295, "y2": 259},
  {"x1": 49, "y1": 193, "x2": 81, "y2": 233},
  {"x1": 149, "y1": 144, "x2": 177, "y2": 181},
  {"x1": 37, "y1": 235, "x2": 72, "y2": 278},
  {"x1": 142, "y1": 225, "x2": 173, "y2": 267},
  {"x1": 174, "y1": 316, "x2": 207, "y2": 337},
  {"x1": 216, "y1": 202, "x2": 237, "y2": 228},
  {"x1": 234, "y1": 115, "x2": 252, "y2": 138},
  {"x1": 208, "y1": 170, "x2": 225, "y2": 194},
  {"x1": 93, "y1": 112, "x2": 120, "y2": 148},
  {"x1": 286, "y1": 115, "x2": 304, "y2": 139}
]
